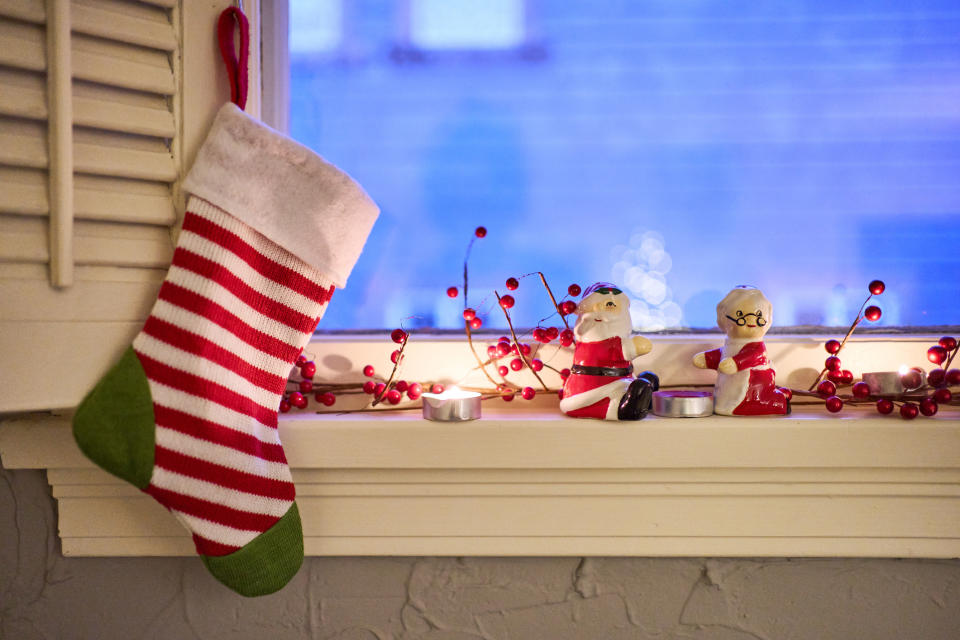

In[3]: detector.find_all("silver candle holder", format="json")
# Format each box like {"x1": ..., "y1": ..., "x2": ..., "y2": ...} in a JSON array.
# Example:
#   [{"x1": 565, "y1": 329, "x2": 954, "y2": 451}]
[
  {"x1": 652, "y1": 390, "x2": 714, "y2": 418},
  {"x1": 422, "y1": 387, "x2": 482, "y2": 422}
]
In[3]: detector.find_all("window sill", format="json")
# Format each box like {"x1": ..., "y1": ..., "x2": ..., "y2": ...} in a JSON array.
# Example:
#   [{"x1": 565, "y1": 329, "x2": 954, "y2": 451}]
[{"x1": 2, "y1": 406, "x2": 959, "y2": 558}]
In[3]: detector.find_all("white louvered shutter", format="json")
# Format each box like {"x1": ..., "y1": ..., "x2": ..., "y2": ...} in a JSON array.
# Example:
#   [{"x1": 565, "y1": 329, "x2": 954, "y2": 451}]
[{"x1": 0, "y1": 0, "x2": 180, "y2": 412}]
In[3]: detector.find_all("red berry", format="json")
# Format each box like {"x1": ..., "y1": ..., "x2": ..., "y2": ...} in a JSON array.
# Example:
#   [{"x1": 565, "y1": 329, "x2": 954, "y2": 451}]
[
  {"x1": 568, "y1": 284, "x2": 581, "y2": 297},
  {"x1": 391, "y1": 350, "x2": 402, "y2": 364},
  {"x1": 864, "y1": 306, "x2": 881, "y2": 322},
  {"x1": 362, "y1": 380, "x2": 376, "y2": 394},
  {"x1": 520, "y1": 343, "x2": 531, "y2": 356},
  {"x1": 778, "y1": 387, "x2": 793, "y2": 401},
  {"x1": 825, "y1": 396, "x2": 843, "y2": 413},
  {"x1": 928, "y1": 346, "x2": 948, "y2": 365},
  {"x1": 374, "y1": 382, "x2": 386, "y2": 397},
  {"x1": 530, "y1": 358, "x2": 544, "y2": 372},
  {"x1": 868, "y1": 280, "x2": 885, "y2": 295},
  {"x1": 876, "y1": 398, "x2": 894, "y2": 414},
  {"x1": 825, "y1": 356, "x2": 841, "y2": 371},
  {"x1": 432, "y1": 384, "x2": 445, "y2": 394},
  {"x1": 521, "y1": 386, "x2": 535, "y2": 400},
  {"x1": 900, "y1": 402, "x2": 919, "y2": 420},
  {"x1": 289, "y1": 391, "x2": 308, "y2": 409},
  {"x1": 487, "y1": 345, "x2": 498, "y2": 359},
  {"x1": 296, "y1": 355, "x2": 307, "y2": 366},
  {"x1": 363, "y1": 365, "x2": 375, "y2": 377},
  {"x1": 919, "y1": 398, "x2": 938, "y2": 416},
  {"x1": 495, "y1": 342, "x2": 510, "y2": 357},
  {"x1": 510, "y1": 358, "x2": 524, "y2": 371},
  {"x1": 840, "y1": 370, "x2": 854, "y2": 385},
  {"x1": 470, "y1": 317, "x2": 483, "y2": 330},
  {"x1": 499, "y1": 335, "x2": 511, "y2": 343},
  {"x1": 317, "y1": 392, "x2": 336, "y2": 407},
  {"x1": 827, "y1": 370, "x2": 844, "y2": 384},
  {"x1": 546, "y1": 326, "x2": 559, "y2": 340},
  {"x1": 299, "y1": 379, "x2": 313, "y2": 393},
  {"x1": 933, "y1": 388, "x2": 952, "y2": 403},
  {"x1": 559, "y1": 328, "x2": 574, "y2": 347},
  {"x1": 560, "y1": 368, "x2": 571, "y2": 380},
  {"x1": 939, "y1": 336, "x2": 957, "y2": 351},
  {"x1": 928, "y1": 369, "x2": 946, "y2": 386},
  {"x1": 407, "y1": 382, "x2": 423, "y2": 400},
  {"x1": 447, "y1": 286, "x2": 458, "y2": 298},
  {"x1": 558, "y1": 389, "x2": 564, "y2": 400},
  {"x1": 824, "y1": 339, "x2": 841, "y2": 354},
  {"x1": 391, "y1": 328, "x2": 408, "y2": 344},
  {"x1": 498, "y1": 365, "x2": 509, "y2": 377},
  {"x1": 948, "y1": 369, "x2": 960, "y2": 385},
  {"x1": 384, "y1": 389, "x2": 401, "y2": 405},
  {"x1": 852, "y1": 381, "x2": 871, "y2": 398},
  {"x1": 300, "y1": 361, "x2": 316, "y2": 379},
  {"x1": 559, "y1": 300, "x2": 577, "y2": 316},
  {"x1": 279, "y1": 399, "x2": 291, "y2": 413},
  {"x1": 500, "y1": 295, "x2": 515, "y2": 309},
  {"x1": 505, "y1": 277, "x2": 519, "y2": 290},
  {"x1": 463, "y1": 308, "x2": 476, "y2": 321},
  {"x1": 502, "y1": 392, "x2": 515, "y2": 402},
  {"x1": 395, "y1": 380, "x2": 409, "y2": 392},
  {"x1": 532, "y1": 327, "x2": 545, "y2": 342},
  {"x1": 817, "y1": 380, "x2": 836, "y2": 397},
  {"x1": 901, "y1": 369, "x2": 923, "y2": 390},
  {"x1": 474, "y1": 226, "x2": 487, "y2": 238}
]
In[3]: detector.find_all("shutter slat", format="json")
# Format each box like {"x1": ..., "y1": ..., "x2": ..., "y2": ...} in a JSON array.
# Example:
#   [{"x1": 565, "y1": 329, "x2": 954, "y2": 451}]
[
  {"x1": 0, "y1": 215, "x2": 173, "y2": 267},
  {"x1": 0, "y1": 168, "x2": 175, "y2": 225},
  {"x1": 74, "y1": 141, "x2": 176, "y2": 181},
  {"x1": 73, "y1": 0, "x2": 176, "y2": 52},
  {"x1": 0, "y1": 0, "x2": 44, "y2": 23},
  {"x1": 0, "y1": 19, "x2": 45, "y2": 71},
  {"x1": 74, "y1": 93, "x2": 175, "y2": 137},
  {"x1": 0, "y1": 73, "x2": 47, "y2": 120},
  {"x1": 76, "y1": 175, "x2": 175, "y2": 224},
  {"x1": 0, "y1": 168, "x2": 47, "y2": 215},
  {"x1": 73, "y1": 34, "x2": 174, "y2": 95},
  {"x1": 0, "y1": 118, "x2": 47, "y2": 169}
]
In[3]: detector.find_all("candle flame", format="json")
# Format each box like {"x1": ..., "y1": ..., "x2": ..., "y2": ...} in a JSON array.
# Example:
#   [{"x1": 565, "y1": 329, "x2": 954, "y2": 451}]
[{"x1": 423, "y1": 385, "x2": 480, "y2": 400}]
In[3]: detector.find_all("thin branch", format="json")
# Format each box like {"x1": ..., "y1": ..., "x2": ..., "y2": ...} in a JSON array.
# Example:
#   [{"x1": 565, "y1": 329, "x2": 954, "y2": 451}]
[
  {"x1": 495, "y1": 291, "x2": 550, "y2": 391},
  {"x1": 537, "y1": 271, "x2": 571, "y2": 331},
  {"x1": 808, "y1": 292, "x2": 872, "y2": 391}
]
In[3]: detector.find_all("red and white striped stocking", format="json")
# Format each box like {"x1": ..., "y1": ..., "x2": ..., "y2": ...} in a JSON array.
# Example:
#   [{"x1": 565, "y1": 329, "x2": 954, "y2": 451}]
[{"x1": 73, "y1": 104, "x2": 378, "y2": 596}]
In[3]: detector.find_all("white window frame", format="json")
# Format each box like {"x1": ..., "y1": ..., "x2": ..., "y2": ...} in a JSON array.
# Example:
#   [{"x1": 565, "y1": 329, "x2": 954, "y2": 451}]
[{"x1": 2, "y1": 0, "x2": 957, "y2": 561}]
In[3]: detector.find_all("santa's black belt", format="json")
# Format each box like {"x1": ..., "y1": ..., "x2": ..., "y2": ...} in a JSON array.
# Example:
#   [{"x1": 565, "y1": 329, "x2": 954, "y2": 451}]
[{"x1": 570, "y1": 365, "x2": 632, "y2": 377}]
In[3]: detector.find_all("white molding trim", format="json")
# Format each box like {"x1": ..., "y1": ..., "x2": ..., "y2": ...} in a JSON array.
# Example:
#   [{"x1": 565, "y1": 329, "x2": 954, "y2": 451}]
[
  {"x1": 2, "y1": 407, "x2": 959, "y2": 558},
  {"x1": 259, "y1": 0, "x2": 288, "y2": 133}
]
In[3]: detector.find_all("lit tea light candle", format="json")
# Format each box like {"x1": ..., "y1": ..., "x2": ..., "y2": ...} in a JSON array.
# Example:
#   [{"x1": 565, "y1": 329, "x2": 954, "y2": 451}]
[
  {"x1": 652, "y1": 390, "x2": 714, "y2": 418},
  {"x1": 421, "y1": 386, "x2": 482, "y2": 422},
  {"x1": 863, "y1": 367, "x2": 923, "y2": 397}
]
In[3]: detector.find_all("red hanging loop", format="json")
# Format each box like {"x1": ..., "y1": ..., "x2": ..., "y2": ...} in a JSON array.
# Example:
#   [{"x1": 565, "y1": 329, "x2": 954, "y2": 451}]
[{"x1": 217, "y1": 6, "x2": 250, "y2": 110}]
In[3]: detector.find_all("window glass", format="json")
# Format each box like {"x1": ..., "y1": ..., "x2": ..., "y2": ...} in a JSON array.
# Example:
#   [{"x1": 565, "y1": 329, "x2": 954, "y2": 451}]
[{"x1": 289, "y1": 0, "x2": 960, "y2": 331}]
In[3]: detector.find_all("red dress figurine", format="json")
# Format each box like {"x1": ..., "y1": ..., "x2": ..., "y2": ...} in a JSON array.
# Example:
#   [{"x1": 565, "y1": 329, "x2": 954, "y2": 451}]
[
  {"x1": 693, "y1": 286, "x2": 788, "y2": 416},
  {"x1": 560, "y1": 283, "x2": 659, "y2": 420}
]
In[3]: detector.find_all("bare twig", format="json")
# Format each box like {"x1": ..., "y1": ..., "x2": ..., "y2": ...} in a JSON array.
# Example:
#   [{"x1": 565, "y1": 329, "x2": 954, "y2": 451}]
[{"x1": 495, "y1": 291, "x2": 550, "y2": 392}]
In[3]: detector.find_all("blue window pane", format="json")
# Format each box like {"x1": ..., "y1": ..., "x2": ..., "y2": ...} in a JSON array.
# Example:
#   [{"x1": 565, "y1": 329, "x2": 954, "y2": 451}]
[{"x1": 290, "y1": 1, "x2": 960, "y2": 330}]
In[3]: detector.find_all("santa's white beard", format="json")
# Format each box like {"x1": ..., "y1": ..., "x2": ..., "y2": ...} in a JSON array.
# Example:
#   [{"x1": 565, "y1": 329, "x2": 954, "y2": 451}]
[{"x1": 575, "y1": 310, "x2": 633, "y2": 344}]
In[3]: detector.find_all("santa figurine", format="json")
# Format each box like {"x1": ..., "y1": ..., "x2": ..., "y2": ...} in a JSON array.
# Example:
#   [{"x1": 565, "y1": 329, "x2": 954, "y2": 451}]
[
  {"x1": 559, "y1": 283, "x2": 660, "y2": 420},
  {"x1": 693, "y1": 285, "x2": 789, "y2": 416}
]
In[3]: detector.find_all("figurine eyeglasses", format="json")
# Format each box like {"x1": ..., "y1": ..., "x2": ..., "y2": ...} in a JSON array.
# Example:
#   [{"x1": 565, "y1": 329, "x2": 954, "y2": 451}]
[{"x1": 726, "y1": 310, "x2": 767, "y2": 327}]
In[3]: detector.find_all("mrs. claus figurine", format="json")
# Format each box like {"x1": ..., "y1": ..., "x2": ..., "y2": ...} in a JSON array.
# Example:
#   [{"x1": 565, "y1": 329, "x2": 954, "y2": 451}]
[
  {"x1": 693, "y1": 285, "x2": 789, "y2": 416},
  {"x1": 559, "y1": 283, "x2": 660, "y2": 420}
]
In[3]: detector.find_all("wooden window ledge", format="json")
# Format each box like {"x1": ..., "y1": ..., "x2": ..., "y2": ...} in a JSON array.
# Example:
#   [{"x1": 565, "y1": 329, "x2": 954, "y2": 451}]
[{"x1": 2, "y1": 406, "x2": 959, "y2": 558}]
